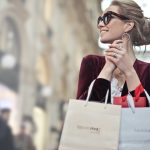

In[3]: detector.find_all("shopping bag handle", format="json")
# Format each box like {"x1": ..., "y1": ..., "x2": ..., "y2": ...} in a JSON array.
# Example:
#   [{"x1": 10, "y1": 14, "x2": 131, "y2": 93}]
[
  {"x1": 85, "y1": 79, "x2": 109, "y2": 105},
  {"x1": 86, "y1": 80, "x2": 150, "y2": 110},
  {"x1": 144, "y1": 89, "x2": 150, "y2": 105},
  {"x1": 127, "y1": 89, "x2": 150, "y2": 113},
  {"x1": 86, "y1": 79, "x2": 95, "y2": 102}
]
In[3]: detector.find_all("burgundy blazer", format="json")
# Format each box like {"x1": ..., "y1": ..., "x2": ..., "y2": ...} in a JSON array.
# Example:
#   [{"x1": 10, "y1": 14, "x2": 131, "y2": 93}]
[{"x1": 76, "y1": 55, "x2": 150, "y2": 105}]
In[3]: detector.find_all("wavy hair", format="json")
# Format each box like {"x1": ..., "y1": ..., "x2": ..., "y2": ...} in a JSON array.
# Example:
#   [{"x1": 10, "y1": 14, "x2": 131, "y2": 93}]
[{"x1": 110, "y1": 0, "x2": 150, "y2": 46}]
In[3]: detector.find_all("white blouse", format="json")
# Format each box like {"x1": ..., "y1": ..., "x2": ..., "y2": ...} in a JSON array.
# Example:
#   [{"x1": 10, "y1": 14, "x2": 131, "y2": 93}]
[{"x1": 111, "y1": 77, "x2": 124, "y2": 104}]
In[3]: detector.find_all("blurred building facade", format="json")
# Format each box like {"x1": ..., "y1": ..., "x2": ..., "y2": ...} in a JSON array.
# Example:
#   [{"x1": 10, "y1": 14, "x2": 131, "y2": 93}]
[{"x1": 0, "y1": 0, "x2": 102, "y2": 149}]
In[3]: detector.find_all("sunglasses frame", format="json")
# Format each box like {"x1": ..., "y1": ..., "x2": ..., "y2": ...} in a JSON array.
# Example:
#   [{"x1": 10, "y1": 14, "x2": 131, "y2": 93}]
[{"x1": 97, "y1": 11, "x2": 129, "y2": 26}]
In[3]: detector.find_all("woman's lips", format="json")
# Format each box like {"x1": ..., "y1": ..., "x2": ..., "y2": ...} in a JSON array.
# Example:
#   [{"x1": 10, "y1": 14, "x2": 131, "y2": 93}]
[{"x1": 100, "y1": 30, "x2": 108, "y2": 35}]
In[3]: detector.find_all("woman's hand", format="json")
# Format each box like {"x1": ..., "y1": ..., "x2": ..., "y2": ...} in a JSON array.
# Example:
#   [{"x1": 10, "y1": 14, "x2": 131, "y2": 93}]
[
  {"x1": 105, "y1": 40, "x2": 133, "y2": 76},
  {"x1": 103, "y1": 40, "x2": 124, "y2": 73},
  {"x1": 104, "y1": 51, "x2": 116, "y2": 73},
  {"x1": 105, "y1": 39, "x2": 140, "y2": 91},
  {"x1": 97, "y1": 41, "x2": 118, "y2": 81}
]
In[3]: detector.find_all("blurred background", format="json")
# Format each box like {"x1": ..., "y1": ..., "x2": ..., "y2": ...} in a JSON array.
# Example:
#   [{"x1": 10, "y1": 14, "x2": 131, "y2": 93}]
[{"x1": 0, "y1": 0, "x2": 149, "y2": 150}]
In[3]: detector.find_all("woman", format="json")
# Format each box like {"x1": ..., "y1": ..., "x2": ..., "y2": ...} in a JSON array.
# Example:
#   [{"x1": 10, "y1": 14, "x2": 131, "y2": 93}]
[{"x1": 76, "y1": 0, "x2": 150, "y2": 106}]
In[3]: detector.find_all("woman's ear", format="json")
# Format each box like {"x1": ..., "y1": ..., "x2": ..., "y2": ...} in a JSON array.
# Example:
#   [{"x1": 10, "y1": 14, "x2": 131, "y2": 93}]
[{"x1": 124, "y1": 21, "x2": 135, "y2": 32}]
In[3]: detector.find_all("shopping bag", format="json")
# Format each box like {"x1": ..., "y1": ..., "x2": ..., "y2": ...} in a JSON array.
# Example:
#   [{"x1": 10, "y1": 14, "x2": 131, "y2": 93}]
[
  {"x1": 58, "y1": 80, "x2": 121, "y2": 150},
  {"x1": 119, "y1": 90, "x2": 150, "y2": 150}
]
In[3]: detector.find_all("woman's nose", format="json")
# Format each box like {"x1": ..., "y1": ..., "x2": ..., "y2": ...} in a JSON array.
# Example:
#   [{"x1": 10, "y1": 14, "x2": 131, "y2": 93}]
[{"x1": 97, "y1": 21, "x2": 105, "y2": 29}]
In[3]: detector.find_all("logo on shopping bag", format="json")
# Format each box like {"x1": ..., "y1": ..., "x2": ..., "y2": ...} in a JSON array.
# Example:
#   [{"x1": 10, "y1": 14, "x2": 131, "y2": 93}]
[
  {"x1": 77, "y1": 125, "x2": 101, "y2": 134},
  {"x1": 134, "y1": 128, "x2": 150, "y2": 133}
]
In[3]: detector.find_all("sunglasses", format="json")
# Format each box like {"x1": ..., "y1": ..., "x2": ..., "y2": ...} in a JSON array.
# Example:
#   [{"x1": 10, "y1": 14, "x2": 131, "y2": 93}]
[{"x1": 97, "y1": 11, "x2": 129, "y2": 26}]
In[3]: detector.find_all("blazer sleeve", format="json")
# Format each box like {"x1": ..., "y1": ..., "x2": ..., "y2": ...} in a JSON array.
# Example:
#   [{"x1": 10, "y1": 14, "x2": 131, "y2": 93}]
[
  {"x1": 127, "y1": 63, "x2": 150, "y2": 107},
  {"x1": 144, "y1": 65, "x2": 150, "y2": 106},
  {"x1": 76, "y1": 55, "x2": 111, "y2": 103}
]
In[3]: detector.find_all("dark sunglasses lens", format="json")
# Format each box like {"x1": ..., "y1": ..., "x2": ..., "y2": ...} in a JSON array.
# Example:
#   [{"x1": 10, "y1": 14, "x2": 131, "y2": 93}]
[
  {"x1": 104, "y1": 14, "x2": 112, "y2": 25},
  {"x1": 97, "y1": 16, "x2": 102, "y2": 25},
  {"x1": 97, "y1": 13, "x2": 112, "y2": 25}
]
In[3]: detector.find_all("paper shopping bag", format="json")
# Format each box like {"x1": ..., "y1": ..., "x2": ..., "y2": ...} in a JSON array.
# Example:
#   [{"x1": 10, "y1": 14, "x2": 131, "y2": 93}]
[
  {"x1": 119, "y1": 91, "x2": 150, "y2": 150},
  {"x1": 59, "y1": 80, "x2": 121, "y2": 150},
  {"x1": 119, "y1": 108, "x2": 150, "y2": 150}
]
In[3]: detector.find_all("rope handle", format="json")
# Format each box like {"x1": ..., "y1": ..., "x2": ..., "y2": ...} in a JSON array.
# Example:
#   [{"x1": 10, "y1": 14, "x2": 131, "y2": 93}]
[{"x1": 85, "y1": 79, "x2": 109, "y2": 107}]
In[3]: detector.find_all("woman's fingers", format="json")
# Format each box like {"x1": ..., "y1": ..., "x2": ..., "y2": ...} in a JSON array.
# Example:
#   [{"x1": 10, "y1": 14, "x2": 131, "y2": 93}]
[
  {"x1": 112, "y1": 40, "x2": 123, "y2": 45},
  {"x1": 105, "y1": 51, "x2": 121, "y2": 59},
  {"x1": 110, "y1": 43, "x2": 126, "y2": 52},
  {"x1": 106, "y1": 56, "x2": 118, "y2": 64},
  {"x1": 105, "y1": 48, "x2": 125, "y2": 55},
  {"x1": 112, "y1": 40, "x2": 124, "y2": 48}
]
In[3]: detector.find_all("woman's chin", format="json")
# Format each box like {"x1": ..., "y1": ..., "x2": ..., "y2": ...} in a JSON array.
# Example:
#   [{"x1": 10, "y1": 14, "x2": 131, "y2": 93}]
[
  {"x1": 100, "y1": 37, "x2": 115, "y2": 44},
  {"x1": 100, "y1": 39, "x2": 110, "y2": 44}
]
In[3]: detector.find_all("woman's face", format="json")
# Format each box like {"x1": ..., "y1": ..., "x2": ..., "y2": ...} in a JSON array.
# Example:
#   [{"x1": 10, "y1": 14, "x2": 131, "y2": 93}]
[{"x1": 98, "y1": 5, "x2": 127, "y2": 44}]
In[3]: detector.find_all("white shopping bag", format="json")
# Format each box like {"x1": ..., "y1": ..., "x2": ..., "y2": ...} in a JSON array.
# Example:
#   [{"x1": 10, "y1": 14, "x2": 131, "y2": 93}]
[
  {"x1": 59, "y1": 80, "x2": 121, "y2": 150},
  {"x1": 119, "y1": 90, "x2": 150, "y2": 150}
]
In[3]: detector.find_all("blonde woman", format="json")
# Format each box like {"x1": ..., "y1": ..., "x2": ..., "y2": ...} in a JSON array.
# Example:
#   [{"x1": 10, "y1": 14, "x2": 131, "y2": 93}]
[{"x1": 77, "y1": 0, "x2": 150, "y2": 106}]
